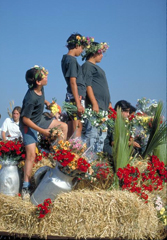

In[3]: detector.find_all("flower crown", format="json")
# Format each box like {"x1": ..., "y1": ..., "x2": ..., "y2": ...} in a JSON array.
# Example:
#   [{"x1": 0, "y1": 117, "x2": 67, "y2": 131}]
[
  {"x1": 33, "y1": 65, "x2": 49, "y2": 80},
  {"x1": 67, "y1": 35, "x2": 94, "y2": 47},
  {"x1": 28, "y1": 65, "x2": 49, "y2": 89},
  {"x1": 82, "y1": 42, "x2": 109, "y2": 60}
]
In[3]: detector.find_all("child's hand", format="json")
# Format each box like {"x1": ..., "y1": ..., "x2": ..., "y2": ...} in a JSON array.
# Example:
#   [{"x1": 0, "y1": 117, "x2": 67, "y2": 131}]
[
  {"x1": 45, "y1": 100, "x2": 50, "y2": 109},
  {"x1": 77, "y1": 104, "x2": 85, "y2": 117},
  {"x1": 129, "y1": 139, "x2": 141, "y2": 148},
  {"x1": 92, "y1": 103, "x2": 99, "y2": 113},
  {"x1": 42, "y1": 129, "x2": 51, "y2": 138}
]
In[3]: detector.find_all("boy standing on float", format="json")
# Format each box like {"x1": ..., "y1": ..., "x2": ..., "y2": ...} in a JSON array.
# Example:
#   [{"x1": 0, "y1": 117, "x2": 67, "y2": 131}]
[
  {"x1": 61, "y1": 33, "x2": 94, "y2": 138},
  {"x1": 82, "y1": 41, "x2": 111, "y2": 152}
]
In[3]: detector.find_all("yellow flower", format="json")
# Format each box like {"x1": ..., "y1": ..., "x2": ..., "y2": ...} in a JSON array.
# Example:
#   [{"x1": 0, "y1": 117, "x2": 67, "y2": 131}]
[
  {"x1": 163, "y1": 218, "x2": 167, "y2": 225},
  {"x1": 74, "y1": 117, "x2": 77, "y2": 121},
  {"x1": 160, "y1": 207, "x2": 165, "y2": 215},
  {"x1": 87, "y1": 45, "x2": 90, "y2": 49},
  {"x1": 76, "y1": 36, "x2": 81, "y2": 40}
]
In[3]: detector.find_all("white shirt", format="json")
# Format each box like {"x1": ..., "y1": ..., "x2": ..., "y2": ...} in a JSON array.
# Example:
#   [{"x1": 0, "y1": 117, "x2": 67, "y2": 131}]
[{"x1": 1, "y1": 118, "x2": 22, "y2": 140}]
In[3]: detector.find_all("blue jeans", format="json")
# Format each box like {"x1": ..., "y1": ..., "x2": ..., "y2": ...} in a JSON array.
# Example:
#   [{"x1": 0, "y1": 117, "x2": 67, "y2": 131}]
[{"x1": 82, "y1": 119, "x2": 107, "y2": 152}]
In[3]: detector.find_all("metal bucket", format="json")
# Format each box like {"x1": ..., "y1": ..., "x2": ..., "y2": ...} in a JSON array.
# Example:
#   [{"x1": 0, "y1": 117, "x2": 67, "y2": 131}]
[
  {"x1": 0, "y1": 162, "x2": 20, "y2": 196},
  {"x1": 31, "y1": 164, "x2": 75, "y2": 205}
]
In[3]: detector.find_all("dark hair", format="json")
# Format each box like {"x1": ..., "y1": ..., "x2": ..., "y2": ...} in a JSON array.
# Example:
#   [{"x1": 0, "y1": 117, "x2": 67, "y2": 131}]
[
  {"x1": 25, "y1": 68, "x2": 43, "y2": 89},
  {"x1": 130, "y1": 105, "x2": 137, "y2": 114},
  {"x1": 114, "y1": 100, "x2": 131, "y2": 111},
  {"x1": 85, "y1": 42, "x2": 99, "y2": 60},
  {"x1": 66, "y1": 33, "x2": 87, "y2": 50},
  {"x1": 12, "y1": 106, "x2": 21, "y2": 114}
]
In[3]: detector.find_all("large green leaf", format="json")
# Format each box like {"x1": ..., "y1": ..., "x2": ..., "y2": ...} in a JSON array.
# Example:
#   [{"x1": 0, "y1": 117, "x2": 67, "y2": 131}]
[
  {"x1": 112, "y1": 109, "x2": 133, "y2": 172},
  {"x1": 142, "y1": 101, "x2": 167, "y2": 159}
]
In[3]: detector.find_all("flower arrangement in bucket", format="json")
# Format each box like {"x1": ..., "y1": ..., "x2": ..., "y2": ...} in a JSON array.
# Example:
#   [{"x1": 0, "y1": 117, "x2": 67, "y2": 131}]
[
  {"x1": 52, "y1": 137, "x2": 95, "y2": 178},
  {"x1": 0, "y1": 140, "x2": 26, "y2": 165}
]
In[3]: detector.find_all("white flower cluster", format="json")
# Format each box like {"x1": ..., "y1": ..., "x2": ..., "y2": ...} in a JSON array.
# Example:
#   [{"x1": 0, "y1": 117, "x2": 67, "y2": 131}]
[
  {"x1": 81, "y1": 108, "x2": 110, "y2": 131},
  {"x1": 136, "y1": 97, "x2": 158, "y2": 116}
]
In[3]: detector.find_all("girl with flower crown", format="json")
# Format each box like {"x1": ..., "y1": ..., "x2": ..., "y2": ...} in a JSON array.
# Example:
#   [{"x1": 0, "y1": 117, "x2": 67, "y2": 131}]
[
  {"x1": 61, "y1": 33, "x2": 94, "y2": 138},
  {"x1": 82, "y1": 41, "x2": 111, "y2": 152}
]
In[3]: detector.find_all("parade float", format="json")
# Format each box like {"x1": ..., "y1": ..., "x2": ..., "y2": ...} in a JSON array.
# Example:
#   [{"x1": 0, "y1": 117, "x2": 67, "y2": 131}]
[{"x1": 0, "y1": 98, "x2": 166, "y2": 240}]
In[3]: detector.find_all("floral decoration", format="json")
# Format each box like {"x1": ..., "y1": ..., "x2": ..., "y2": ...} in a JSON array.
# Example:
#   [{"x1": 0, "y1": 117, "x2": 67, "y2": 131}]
[
  {"x1": 128, "y1": 98, "x2": 161, "y2": 151},
  {"x1": 86, "y1": 42, "x2": 109, "y2": 54},
  {"x1": 36, "y1": 198, "x2": 52, "y2": 219},
  {"x1": 67, "y1": 36, "x2": 94, "y2": 47},
  {"x1": 49, "y1": 99, "x2": 61, "y2": 115},
  {"x1": 154, "y1": 196, "x2": 167, "y2": 226},
  {"x1": 117, "y1": 155, "x2": 167, "y2": 203},
  {"x1": 33, "y1": 65, "x2": 48, "y2": 80},
  {"x1": 0, "y1": 140, "x2": 26, "y2": 163},
  {"x1": 52, "y1": 139, "x2": 92, "y2": 177},
  {"x1": 136, "y1": 97, "x2": 158, "y2": 116}
]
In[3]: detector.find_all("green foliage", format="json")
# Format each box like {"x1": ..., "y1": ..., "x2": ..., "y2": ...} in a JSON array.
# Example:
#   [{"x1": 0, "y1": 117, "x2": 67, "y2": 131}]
[
  {"x1": 142, "y1": 101, "x2": 167, "y2": 159},
  {"x1": 153, "y1": 144, "x2": 167, "y2": 165},
  {"x1": 112, "y1": 109, "x2": 133, "y2": 172}
]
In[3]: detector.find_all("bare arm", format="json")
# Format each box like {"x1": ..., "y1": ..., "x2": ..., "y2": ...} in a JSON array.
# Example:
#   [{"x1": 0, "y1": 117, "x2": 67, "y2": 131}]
[
  {"x1": 70, "y1": 77, "x2": 84, "y2": 115},
  {"x1": 129, "y1": 137, "x2": 141, "y2": 148},
  {"x1": 22, "y1": 117, "x2": 51, "y2": 137},
  {"x1": 1, "y1": 131, "x2": 7, "y2": 141},
  {"x1": 87, "y1": 86, "x2": 99, "y2": 113},
  {"x1": 44, "y1": 100, "x2": 50, "y2": 110}
]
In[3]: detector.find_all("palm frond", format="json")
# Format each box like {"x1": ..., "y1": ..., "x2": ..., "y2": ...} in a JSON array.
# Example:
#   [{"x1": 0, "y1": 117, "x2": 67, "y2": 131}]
[
  {"x1": 7, "y1": 100, "x2": 14, "y2": 118},
  {"x1": 112, "y1": 109, "x2": 133, "y2": 172},
  {"x1": 153, "y1": 143, "x2": 167, "y2": 165},
  {"x1": 142, "y1": 101, "x2": 167, "y2": 159}
]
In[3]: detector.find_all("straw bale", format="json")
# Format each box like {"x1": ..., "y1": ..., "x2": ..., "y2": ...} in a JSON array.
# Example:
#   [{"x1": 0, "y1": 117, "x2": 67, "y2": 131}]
[{"x1": 0, "y1": 189, "x2": 166, "y2": 240}]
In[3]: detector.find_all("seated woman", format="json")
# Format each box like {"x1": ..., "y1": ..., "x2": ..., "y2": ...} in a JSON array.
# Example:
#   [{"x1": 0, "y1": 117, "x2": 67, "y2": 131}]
[
  {"x1": 1, "y1": 106, "x2": 22, "y2": 141},
  {"x1": 103, "y1": 100, "x2": 141, "y2": 157}
]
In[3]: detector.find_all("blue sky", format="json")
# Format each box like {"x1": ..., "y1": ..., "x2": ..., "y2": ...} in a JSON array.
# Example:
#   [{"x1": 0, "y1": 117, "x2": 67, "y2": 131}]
[{"x1": 0, "y1": 0, "x2": 166, "y2": 125}]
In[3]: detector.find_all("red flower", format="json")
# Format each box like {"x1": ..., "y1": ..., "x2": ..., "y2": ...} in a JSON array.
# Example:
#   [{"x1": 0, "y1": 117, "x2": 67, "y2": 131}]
[
  {"x1": 108, "y1": 107, "x2": 117, "y2": 119},
  {"x1": 77, "y1": 157, "x2": 90, "y2": 172}
]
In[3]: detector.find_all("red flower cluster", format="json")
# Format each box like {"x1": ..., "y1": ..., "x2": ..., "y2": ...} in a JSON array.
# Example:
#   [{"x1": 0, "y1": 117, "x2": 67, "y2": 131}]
[
  {"x1": 117, "y1": 155, "x2": 167, "y2": 203},
  {"x1": 108, "y1": 107, "x2": 117, "y2": 119},
  {"x1": 53, "y1": 149, "x2": 91, "y2": 174},
  {"x1": 77, "y1": 157, "x2": 90, "y2": 172},
  {"x1": 53, "y1": 149, "x2": 75, "y2": 166},
  {"x1": 128, "y1": 114, "x2": 135, "y2": 121},
  {"x1": 141, "y1": 155, "x2": 167, "y2": 191},
  {"x1": 0, "y1": 140, "x2": 26, "y2": 161},
  {"x1": 36, "y1": 198, "x2": 52, "y2": 219},
  {"x1": 95, "y1": 162, "x2": 113, "y2": 179}
]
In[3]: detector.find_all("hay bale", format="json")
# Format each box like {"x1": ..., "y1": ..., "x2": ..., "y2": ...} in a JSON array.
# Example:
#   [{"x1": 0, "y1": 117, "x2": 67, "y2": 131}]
[{"x1": 0, "y1": 190, "x2": 164, "y2": 240}]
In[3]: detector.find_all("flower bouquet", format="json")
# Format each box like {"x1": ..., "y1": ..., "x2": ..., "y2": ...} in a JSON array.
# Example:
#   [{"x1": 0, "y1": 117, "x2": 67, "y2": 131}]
[
  {"x1": 136, "y1": 97, "x2": 158, "y2": 116},
  {"x1": 52, "y1": 138, "x2": 95, "y2": 178},
  {"x1": 38, "y1": 127, "x2": 64, "y2": 152},
  {"x1": 128, "y1": 98, "x2": 160, "y2": 152},
  {"x1": 49, "y1": 98, "x2": 61, "y2": 120},
  {"x1": 62, "y1": 102, "x2": 115, "y2": 131},
  {"x1": 0, "y1": 140, "x2": 26, "y2": 165}
]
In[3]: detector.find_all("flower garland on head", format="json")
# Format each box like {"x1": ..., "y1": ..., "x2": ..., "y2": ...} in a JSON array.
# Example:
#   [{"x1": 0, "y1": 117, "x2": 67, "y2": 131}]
[
  {"x1": 82, "y1": 42, "x2": 109, "y2": 60},
  {"x1": 28, "y1": 65, "x2": 49, "y2": 89},
  {"x1": 67, "y1": 35, "x2": 94, "y2": 47},
  {"x1": 33, "y1": 65, "x2": 49, "y2": 80}
]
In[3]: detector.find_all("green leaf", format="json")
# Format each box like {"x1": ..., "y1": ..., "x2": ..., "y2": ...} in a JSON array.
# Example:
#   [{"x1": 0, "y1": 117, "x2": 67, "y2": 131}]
[
  {"x1": 142, "y1": 101, "x2": 167, "y2": 158},
  {"x1": 112, "y1": 109, "x2": 133, "y2": 172}
]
